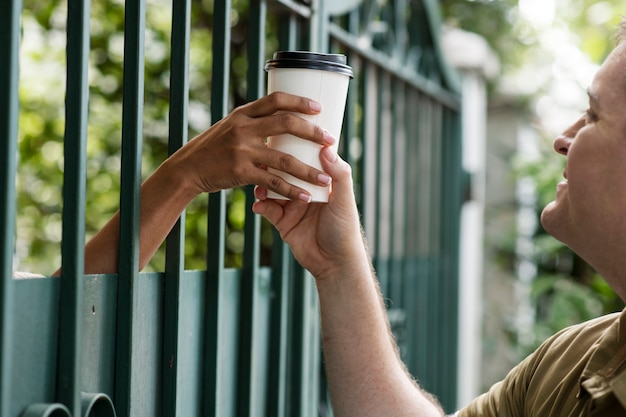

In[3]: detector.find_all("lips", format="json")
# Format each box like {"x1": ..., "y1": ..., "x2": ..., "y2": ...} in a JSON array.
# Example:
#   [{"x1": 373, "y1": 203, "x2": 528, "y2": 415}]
[{"x1": 555, "y1": 181, "x2": 568, "y2": 198}]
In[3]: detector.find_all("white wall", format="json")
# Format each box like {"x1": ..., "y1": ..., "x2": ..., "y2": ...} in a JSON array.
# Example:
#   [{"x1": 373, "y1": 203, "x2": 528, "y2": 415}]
[{"x1": 441, "y1": 27, "x2": 498, "y2": 408}]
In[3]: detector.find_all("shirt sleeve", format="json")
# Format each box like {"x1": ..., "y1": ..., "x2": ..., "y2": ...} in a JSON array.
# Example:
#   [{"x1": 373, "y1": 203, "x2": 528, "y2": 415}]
[
  {"x1": 457, "y1": 324, "x2": 581, "y2": 417},
  {"x1": 457, "y1": 372, "x2": 524, "y2": 417}
]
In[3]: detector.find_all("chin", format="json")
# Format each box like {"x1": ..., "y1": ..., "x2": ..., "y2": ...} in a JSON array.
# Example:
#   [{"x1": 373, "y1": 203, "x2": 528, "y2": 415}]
[
  {"x1": 540, "y1": 201, "x2": 556, "y2": 231},
  {"x1": 540, "y1": 201, "x2": 568, "y2": 244}
]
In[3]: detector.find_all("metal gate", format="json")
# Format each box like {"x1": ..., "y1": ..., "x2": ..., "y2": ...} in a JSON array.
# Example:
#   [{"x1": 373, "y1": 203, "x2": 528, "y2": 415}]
[{"x1": 0, "y1": 0, "x2": 462, "y2": 416}]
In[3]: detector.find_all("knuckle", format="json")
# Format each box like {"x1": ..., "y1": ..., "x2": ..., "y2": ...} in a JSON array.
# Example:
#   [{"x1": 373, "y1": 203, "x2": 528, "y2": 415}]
[
  {"x1": 344, "y1": 162, "x2": 353, "y2": 178},
  {"x1": 231, "y1": 160, "x2": 246, "y2": 176},
  {"x1": 313, "y1": 124, "x2": 325, "y2": 140},
  {"x1": 228, "y1": 104, "x2": 247, "y2": 121},
  {"x1": 268, "y1": 175, "x2": 283, "y2": 190},
  {"x1": 277, "y1": 112, "x2": 297, "y2": 130},
  {"x1": 308, "y1": 166, "x2": 321, "y2": 181},
  {"x1": 277, "y1": 154, "x2": 294, "y2": 171},
  {"x1": 229, "y1": 120, "x2": 251, "y2": 138},
  {"x1": 267, "y1": 91, "x2": 283, "y2": 106}
]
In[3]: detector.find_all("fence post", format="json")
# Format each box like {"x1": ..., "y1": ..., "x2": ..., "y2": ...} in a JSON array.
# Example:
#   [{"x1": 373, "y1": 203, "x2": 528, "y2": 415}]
[
  {"x1": 115, "y1": 0, "x2": 146, "y2": 414},
  {"x1": 57, "y1": 0, "x2": 91, "y2": 414},
  {"x1": 203, "y1": 0, "x2": 231, "y2": 414},
  {"x1": 161, "y1": 0, "x2": 192, "y2": 414},
  {"x1": 0, "y1": 0, "x2": 21, "y2": 415}
]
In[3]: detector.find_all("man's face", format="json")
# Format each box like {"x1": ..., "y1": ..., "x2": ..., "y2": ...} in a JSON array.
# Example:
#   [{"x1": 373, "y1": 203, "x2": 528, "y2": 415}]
[{"x1": 541, "y1": 43, "x2": 626, "y2": 279}]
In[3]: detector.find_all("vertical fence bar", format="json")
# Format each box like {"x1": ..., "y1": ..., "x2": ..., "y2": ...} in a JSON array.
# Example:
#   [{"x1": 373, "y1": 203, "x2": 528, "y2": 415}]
[
  {"x1": 162, "y1": 0, "x2": 191, "y2": 415},
  {"x1": 355, "y1": 57, "x2": 367, "y2": 213},
  {"x1": 57, "y1": 0, "x2": 91, "y2": 414},
  {"x1": 403, "y1": 87, "x2": 418, "y2": 375},
  {"x1": 115, "y1": 0, "x2": 146, "y2": 414},
  {"x1": 389, "y1": 77, "x2": 404, "y2": 305},
  {"x1": 266, "y1": 239, "x2": 291, "y2": 417},
  {"x1": 0, "y1": 1, "x2": 21, "y2": 415},
  {"x1": 425, "y1": 99, "x2": 437, "y2": 389},
  {"x1": 361, "y1": 62, "x2": 376, "y2": 244},
  {"x1": 285, "y1": 264, "x2": 306, "y2": 416},
  {"x1": 373, "y1": 68, "x2": 384, "y2": 285},
  {"x1": 269, "y1": 14, "x2": 301, "y2": 417},
  {"x1": 341, "y1": 55, "x2": 356, "y2": 165},
  {"x1": 277, "y1": 12, "x2": 299, "y2": 51},
  {"x1": 203, "y1": 0, "x2": 230, "y2": 414},
  {"x1": 438, "y1": 107, "x2": 461, "y2": 410},
  {"x1": 388, "y1": 76, "x2": 399, "y2": 303},
  {"x1": 238, "y1": 1, "x2": 266, "y2": 415}
]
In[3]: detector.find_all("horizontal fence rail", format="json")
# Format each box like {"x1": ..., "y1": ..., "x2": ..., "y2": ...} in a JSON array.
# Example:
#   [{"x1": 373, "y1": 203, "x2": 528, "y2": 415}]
[{"x1": 2, "y1": 0, "x2": 462, "y2": 416}]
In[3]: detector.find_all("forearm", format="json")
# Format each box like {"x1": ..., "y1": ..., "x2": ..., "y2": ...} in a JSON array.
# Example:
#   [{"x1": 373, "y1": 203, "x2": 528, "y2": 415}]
[
  {"x1": 315, "y1": 249, "x2": 443, "y2": 417},
  {"x1": 55, "y1": 158, "x2": 197, "y2": 275}
]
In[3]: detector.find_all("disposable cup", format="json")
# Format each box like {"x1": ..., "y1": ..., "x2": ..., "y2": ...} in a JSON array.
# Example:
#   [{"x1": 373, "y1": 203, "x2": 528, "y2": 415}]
[{"x1": 265, "y1": 51, "x2": 353, "y2": 202}]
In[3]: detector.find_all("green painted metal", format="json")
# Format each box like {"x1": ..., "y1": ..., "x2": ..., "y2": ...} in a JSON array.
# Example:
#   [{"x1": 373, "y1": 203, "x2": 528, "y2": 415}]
[
  {"x1": 239, "y1": 2, "x2": 267, "y2": 416},
  {"x1": 0, "y1": 0, "x2": 20, "y2": 416},
  {"x1": 57, "y1": 0, "x2": 91, "y2": 414},
  {"x1": 326, "y1": 1, "x2": 462, "y2": 409},
  {"x1": 81, "y1": 275, "x2": 117, "y2": 395},
  {"x1": 266, "y1": 240, "x2": 292, "y2": 417},
  {"x1": 3, "y1": 0, "x2": 463, "y2": 415},
  {"x1": 162, "y1": 0, "x2": 191, "y2": 415},
  {"x1": 11, "y1": 277, "x2": 60, "y2": 416},
  {"x1": 203, "y1": 0, "x2": 232, "y2": 415},
  {"x1": 115, "y1": 0, "x2": 146, "y2": 415}
]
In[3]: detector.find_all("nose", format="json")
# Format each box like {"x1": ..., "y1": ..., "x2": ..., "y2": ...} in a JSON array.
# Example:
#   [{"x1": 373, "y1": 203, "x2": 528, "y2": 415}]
[
  {"x1": 553, "y1": 134, "x2": 571, "y2": 156},
  {"x1": 553, "y1": 115, "x2": 585, "y2": 156}
]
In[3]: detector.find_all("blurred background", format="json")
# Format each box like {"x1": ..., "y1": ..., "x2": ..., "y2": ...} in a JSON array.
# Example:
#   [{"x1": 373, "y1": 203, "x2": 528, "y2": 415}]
[
  {"x1": 439, "y1": 0, "x2": 626, "y2": 405},
  {"x1": 13, "y1": 0, "x2": 626, "y2": 406}
]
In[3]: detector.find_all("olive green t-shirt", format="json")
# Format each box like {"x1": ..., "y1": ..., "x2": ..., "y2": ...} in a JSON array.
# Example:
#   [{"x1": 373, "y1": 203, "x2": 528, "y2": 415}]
[{"x1": 459, "y1": 308, "x2": 626, "y2": 417}]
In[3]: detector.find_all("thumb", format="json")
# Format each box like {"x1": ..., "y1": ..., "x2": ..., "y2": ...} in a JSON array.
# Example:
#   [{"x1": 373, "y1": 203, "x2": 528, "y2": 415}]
[{"x1": 320, "y1": 146, "x2": 355, "y2": 205}]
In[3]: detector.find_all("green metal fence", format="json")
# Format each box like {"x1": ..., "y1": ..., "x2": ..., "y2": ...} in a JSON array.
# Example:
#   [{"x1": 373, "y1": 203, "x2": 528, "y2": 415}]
[{"x1": 0, "y1": 0, "x2": 462, "y2": 416}]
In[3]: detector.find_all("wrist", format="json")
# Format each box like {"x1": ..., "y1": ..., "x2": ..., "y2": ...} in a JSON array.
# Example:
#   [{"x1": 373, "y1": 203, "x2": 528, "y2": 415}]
[
  {"x1": 154, "y1": 152, "x2": 203, "y2": 201},
  {"x1": 313, "y1": 247, "x2": 373, "y2": 287},
  {"x1": 314, "y1": 226, "x2": 373, "y2": 282}
]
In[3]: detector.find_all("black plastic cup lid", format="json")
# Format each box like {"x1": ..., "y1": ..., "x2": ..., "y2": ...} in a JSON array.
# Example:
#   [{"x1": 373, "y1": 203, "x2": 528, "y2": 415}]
[{"x1": 265, "y1": 51, "x2": 353, "y2": 78}]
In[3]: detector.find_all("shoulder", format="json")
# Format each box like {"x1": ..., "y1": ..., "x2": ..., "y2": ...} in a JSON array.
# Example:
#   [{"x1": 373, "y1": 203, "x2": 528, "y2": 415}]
[
  {"x1": 458, "y1": 311, "x2": 623, "y2": 417},
  {"x1": 538, "y1": 311, "x2": 620, "y2": 355}
]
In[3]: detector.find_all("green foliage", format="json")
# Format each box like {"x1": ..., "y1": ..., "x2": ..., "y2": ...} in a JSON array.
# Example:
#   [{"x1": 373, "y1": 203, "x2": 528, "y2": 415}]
[
  {"x1": 441, "y1": 0, "x2": 625, "y2": 93},
  {"x1": 441, "y1": 0, "x2": 522, "y2": 65},
  {"x1": 532, "y1": 275, "x2": 602, "y2": 334},
  {"x1": 521, "y1": 272, "x2": 622, "y2": 354},
  {"x1": 561, "y1": 0, "x2": 624, "y2": 61},
  {"x1": 15, "y1": 0, "x2": 271, "y2": 273}
]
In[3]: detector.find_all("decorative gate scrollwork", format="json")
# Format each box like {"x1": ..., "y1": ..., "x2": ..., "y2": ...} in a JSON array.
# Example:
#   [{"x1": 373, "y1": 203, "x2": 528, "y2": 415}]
[{"x1": 21, "y1": 392, "x2": 116, "y2": 417}]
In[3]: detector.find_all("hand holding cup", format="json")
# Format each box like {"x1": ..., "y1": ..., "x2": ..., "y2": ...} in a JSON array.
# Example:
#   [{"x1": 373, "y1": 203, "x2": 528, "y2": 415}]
[{"x1": 265, "y1": 51, "x2": 353, "y2": 202}]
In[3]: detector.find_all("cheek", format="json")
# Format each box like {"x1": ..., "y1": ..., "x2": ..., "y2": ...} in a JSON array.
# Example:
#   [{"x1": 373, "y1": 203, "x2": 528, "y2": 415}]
[
  {"x1": 568, "y1": 165, "x2": 626, "y2": 226},
  {"x1": 565, "y1": 151, "x2": 606, "y2": 217}
]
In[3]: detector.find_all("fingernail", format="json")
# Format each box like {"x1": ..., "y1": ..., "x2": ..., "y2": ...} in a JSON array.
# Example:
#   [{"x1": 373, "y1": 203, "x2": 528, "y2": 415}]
[
  {"x1": 323, "y1": 130, "x2": 336, "y2": 145},
  {"x1": 309, "y1": 101, "x2": 322, "y2": 112},
  {"x1": 299, "y1": 193, "x2": 313, "y2": 204},
  {"x1": 318, "y1": 173, "x2": 332, "y2": 185},
  {"x1": 323, "y1": 146, "x2": 338, "y2": 162}
]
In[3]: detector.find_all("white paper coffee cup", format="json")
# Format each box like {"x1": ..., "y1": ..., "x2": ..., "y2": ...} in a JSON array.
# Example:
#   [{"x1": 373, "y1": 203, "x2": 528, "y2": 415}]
[{"x1": 265, "y1": 51, "x2": 353, "y2": 202}]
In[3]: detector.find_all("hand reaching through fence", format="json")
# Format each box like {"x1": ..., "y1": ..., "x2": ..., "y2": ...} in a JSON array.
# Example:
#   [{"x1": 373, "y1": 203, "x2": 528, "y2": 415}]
[{"x1": 53, "y1": 92, "x2": 334, "y2": 276}]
